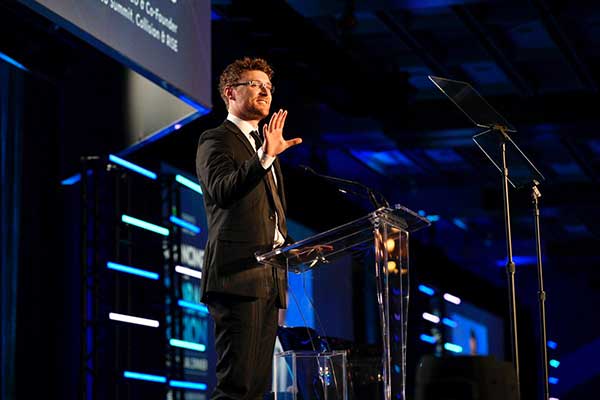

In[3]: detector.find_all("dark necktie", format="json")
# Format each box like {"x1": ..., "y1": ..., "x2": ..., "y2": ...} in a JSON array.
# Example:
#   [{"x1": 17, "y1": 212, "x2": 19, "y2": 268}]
[
  {"x1": 250, "y1": 129, "x2": 263, "y2": 149},
  {"x1": 250, "y1": 130, "x2": 287, "y2": 239}
]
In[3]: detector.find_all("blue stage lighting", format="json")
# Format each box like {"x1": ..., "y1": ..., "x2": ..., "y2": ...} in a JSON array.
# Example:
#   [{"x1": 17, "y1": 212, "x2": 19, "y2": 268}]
[
  {"x1": 175, "y1": 174, "x2": 203, "y2": 194},
  {"x1": 108, "y1": 154, "x2": 157, "y2": 180},
  {"x1": 420, "y1": 334, "x2": 437, "y2": 344},
  {"x1": 0, "y1": 51, "x2": 28, "y2": 71},
  {"x1": 452, "y1": 218, "x2": 468, "y2": 230},
  {"x1": 123, "y1": 371, "x2": 166, "y2": 383},
  {"x1": 444, "y1": 342, "x2": 463, "y2": 353},
  {"x1": 169, "y1": 380, "x2": 207, "y2": 390},
  {"x1": 107, "y1": 261, "x2": 159, "y2": 280},
  {"x1": 418, "y1": 284, "x2": 435, "y2": 296},
  {"x1": 442, "y1": 318, "x2": 458, "y2": 328},
  {"x1": 121, "y1": 215, "x2": 169, "y2": 236},
  {"x1": 169, "y1": 216, "x2": 201, "y2": 234},
  {"x1": 177, "y1": 300, "x2": 209, "y2": 314},
  {"x1": 61, "y1": 173, "x2": 81, "y2": 185},
  {"x1": 496, "y1": 255, "x2": 538, "y2": 267},
  {"x1": 169, "y1": 339, "x2": 206, "y2": 352}
]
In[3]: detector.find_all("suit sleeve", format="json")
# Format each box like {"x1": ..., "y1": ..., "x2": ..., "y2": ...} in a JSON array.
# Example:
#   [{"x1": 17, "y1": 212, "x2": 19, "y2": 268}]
[{"x1": 196, "y1": 130, "x2": 268, "y2": 209}]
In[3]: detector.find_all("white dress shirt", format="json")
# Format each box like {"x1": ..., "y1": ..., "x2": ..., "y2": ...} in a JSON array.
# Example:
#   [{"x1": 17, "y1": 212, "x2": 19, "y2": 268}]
[{"x1": 227, "y1": 113, "x2": 285, "y2": 247}]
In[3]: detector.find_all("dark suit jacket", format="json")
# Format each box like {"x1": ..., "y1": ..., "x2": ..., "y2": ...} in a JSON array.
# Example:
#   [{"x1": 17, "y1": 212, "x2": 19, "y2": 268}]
[{"x1": 195, "y1": 119, "x2": 289, "y2": 307}]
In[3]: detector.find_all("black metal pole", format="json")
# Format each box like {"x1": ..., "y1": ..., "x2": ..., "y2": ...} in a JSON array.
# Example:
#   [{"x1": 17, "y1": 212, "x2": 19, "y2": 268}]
[
  {"x1": 499, "y1": 129, "x2": 521, "y2": 399},
  {"x1": 80, "y1": 157, "x2": 88, "y2": 400},
  {"x1": 532, "y1": 181, "x2": 550, "y2": 400}
]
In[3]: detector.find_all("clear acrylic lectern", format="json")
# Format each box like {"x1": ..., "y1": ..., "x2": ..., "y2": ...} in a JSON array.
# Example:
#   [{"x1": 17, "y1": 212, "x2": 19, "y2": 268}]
[{"x1": 256, "y1": 204, "x2": 430, "y2": 400}]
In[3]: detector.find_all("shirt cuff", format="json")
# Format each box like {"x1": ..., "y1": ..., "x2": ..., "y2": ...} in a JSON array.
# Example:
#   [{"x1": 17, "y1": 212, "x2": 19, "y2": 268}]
[{"x1": 257, "y1": 148, "x2": 276, "y2": 169}]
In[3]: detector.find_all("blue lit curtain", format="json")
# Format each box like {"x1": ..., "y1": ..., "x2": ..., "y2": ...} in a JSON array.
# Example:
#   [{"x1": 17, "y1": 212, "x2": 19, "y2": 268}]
[{"x1": 0, "y1": 61, "x2": 23, "y2": 400}]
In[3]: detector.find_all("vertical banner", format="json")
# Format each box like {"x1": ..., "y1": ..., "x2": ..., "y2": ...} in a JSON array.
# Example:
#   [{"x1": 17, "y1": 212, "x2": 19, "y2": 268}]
[{"x1": 162, "y1": 163, "x2": 215, "y2": 398}]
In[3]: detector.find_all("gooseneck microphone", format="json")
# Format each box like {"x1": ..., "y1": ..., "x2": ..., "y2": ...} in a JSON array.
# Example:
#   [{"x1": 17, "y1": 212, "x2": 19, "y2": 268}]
[{"x1": 299, "y1": 165, "x2": 390, "y2": 210}]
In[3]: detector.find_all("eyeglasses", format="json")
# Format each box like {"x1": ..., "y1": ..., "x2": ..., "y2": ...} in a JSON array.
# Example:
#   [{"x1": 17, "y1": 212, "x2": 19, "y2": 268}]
[{"x1": 231, "y1": 80, "x2": 275, "y2": 93}]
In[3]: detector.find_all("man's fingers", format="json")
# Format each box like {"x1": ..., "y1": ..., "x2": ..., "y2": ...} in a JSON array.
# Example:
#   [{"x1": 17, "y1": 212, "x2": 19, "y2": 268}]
[
  {"x1": 277, "y1": 110, "x2": 288, "y2": 129},
  {"x1": 286, "y1": 138, "x2": 303, "y2": 147},
  {"x1": 270, "y1": 109, "x2": 287, "y2": 130}
]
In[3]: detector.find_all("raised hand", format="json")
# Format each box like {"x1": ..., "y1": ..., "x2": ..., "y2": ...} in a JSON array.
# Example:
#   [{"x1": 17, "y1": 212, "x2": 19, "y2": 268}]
[{"x1": 262, "y1": 109, "x2": 302, "y2": 156}]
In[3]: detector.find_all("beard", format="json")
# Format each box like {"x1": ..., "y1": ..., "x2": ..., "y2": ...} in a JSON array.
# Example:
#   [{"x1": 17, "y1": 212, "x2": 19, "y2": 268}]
[{"x1": 245, "y1": 98, "x2": 270, "y2": 119}]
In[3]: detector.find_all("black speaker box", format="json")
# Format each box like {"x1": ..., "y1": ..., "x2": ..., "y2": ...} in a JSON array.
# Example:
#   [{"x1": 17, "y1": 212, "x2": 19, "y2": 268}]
[{"x1": 414, "y1": 355, "x2": 518, "y2": 400}]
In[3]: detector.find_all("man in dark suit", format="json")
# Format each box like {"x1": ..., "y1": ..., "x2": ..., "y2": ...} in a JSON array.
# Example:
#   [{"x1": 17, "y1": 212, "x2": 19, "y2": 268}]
[{"x1": 195, "y1": 57, "x2": 302, "y2": 399}]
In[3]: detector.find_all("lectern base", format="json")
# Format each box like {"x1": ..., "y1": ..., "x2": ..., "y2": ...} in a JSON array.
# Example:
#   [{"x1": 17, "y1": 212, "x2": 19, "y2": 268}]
[{"x1": 273, "y1": 350, "x2": 348, "y2": 400}]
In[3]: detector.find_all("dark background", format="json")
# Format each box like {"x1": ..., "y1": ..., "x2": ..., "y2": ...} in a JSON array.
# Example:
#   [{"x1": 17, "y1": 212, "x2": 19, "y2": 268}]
[{"x1": 2, "y1": 0, "x2": 600, "y2": 399}]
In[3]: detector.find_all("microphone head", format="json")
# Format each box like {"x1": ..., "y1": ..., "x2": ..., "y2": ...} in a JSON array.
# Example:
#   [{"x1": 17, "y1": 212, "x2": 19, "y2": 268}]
[{"x1": 299, "y1": 164, "x2": 316, "y2": 174}]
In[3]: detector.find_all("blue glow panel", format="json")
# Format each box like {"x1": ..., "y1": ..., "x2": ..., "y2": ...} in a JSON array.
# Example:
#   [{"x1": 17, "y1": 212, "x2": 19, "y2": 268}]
[
  {"x1": 178, "y1": 299, "x2": 209, "y2": 314},
  {"x1": 170, "y1": 338, "x2": 206, "y2": 352},
  {"x1": 547, "y1": 340, "x2": 558, "y2": 349},
  {"x1": 418, "y1": 284, "x2": 435, "y2": 296},
  {"x1": 175, "y1": 174, "x2": 203, "y2": 194},
  {"x1": 425, "y1": 148, "x2": 464, "y2": 164},
  {"x1": 61, "y1": 173, "x2": 81, "y2": 186},
  {"x1": 170, "y1": 215, "x2": 201, "y2": 234},
  {"x1": 442, "y1": 318, "x2": 458, "y2": 328},
  {"x1": 549, "y1": 359, "x2": 560, "y2": 368},
  {"x1": 108, "y1": 154, "x2": 157, "y2": 180},
  {"x1": 121, "y1": 215, "x2": 170, "y2": 236},
  {"x1": 123, "y1": 371, "x2": 166, "y2": 383},
  {"x1": 444, "y1": 342, "x2": 463, "y2": 353},
  {"x1": 420, "y1": 334, "x2": 437, "y2": 344},
  {"x1": 452, "y1": 218, "x2": 468, "y2": 230},
  {"x1": 549, "y1": 377, "x2": 559, "y2": 385},
  {"x1": 350, "y1": 149, "x2": 418, "y2": 175},
  {"x1": 60, "y1": 169, "x2": 93, "y2": 186},
  {"x1": 496, "y1": 255, "x2": 538, "y2": 267},
  {"x1": 550, "y1": 162, "x2": 584, "y2": 176},
  {"x1": 0, "y1": 51, "x2": 29, "y2": 71},
  {"x1": 107, "y1": 261, "x2": 159, "y2": 280},
  {"x1": 211, "y1": 9, "x2": 222, "y2": 20},
  {"x1": 426, "y1": 215, "x2": 440, "y2": 222},
  {"x1": 169, "y1": 380, "x2": 207, "y2": 391}
]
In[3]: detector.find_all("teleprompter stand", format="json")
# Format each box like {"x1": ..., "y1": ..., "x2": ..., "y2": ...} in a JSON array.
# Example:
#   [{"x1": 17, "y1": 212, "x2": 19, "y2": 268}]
[{"x1": 429, "y1": 76, "x2": 548, "y2": 400}]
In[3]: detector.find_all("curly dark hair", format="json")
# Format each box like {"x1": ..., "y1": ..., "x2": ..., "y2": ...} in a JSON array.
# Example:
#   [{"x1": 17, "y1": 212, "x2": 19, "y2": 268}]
[{"x1": 218, "y1": 57, "x2": 274, "y2": 107}]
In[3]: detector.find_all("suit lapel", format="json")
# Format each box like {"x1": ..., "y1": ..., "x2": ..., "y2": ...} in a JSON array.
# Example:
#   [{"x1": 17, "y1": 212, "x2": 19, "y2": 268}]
[
  {"x1": 223, "y1": 119, "x2": 286, "y2": 211},
  {"x1": 223, "y1": 120, "x2": 255, "y2": 156}
]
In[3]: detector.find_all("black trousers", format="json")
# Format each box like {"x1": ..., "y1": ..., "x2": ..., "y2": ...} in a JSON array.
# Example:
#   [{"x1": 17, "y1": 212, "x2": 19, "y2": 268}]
[{"x1": 207, "y1": 290, "x2": 279, "y2": 400}]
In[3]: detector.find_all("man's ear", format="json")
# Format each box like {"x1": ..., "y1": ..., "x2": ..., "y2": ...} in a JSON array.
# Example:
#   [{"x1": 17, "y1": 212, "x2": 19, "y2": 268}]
[{"x1": 224, "y1": 86, "x2": 235, "y2": 102}]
